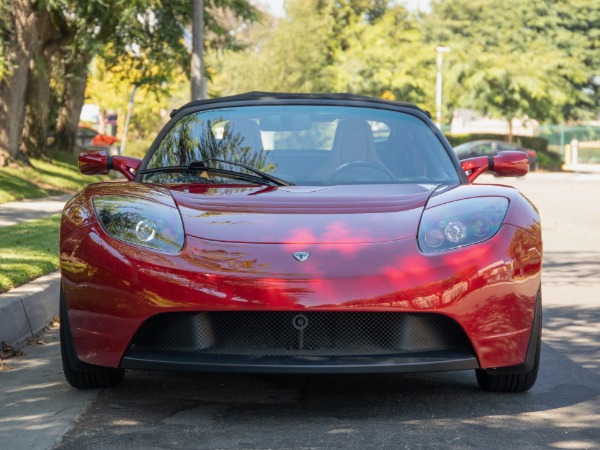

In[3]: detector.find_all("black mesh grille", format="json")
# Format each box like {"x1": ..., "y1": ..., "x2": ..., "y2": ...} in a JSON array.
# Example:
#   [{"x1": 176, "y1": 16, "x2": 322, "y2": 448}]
[{"x1": 129, "y1": 312, "x2": 470, "y2": 357}]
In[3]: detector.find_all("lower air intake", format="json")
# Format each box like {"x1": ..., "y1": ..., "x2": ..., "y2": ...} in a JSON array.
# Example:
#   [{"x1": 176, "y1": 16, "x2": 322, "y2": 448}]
[{"x1": 129, "y1": 312, "x2": 470, "y2": 357}]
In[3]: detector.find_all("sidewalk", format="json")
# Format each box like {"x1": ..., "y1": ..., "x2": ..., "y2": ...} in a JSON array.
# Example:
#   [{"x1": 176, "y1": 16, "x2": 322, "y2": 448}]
[
  {"x1": 0, "y1": 194, "x2": 71, "y2": 346},
  {"x1": 0, "y1": 195, "x2": 97, "y2": 450},
  {"x1": 0, "y1": 325, "x2": 98, "y2": 450},
  {"x1": 0, "y1": 194, "x2": 72, "y2": 226}
]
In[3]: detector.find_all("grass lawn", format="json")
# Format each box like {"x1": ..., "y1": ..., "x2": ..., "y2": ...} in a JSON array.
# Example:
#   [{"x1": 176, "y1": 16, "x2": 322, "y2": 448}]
[
  {"x1": 0, "y1": 151, "x2": 105, "y2": 204},
  {"x1": 0, "y1": 214, "x2": 61, "y2": 293}
]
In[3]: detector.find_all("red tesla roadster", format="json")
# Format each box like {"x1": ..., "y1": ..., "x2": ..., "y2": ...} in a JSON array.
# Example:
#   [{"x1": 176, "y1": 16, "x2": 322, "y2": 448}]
[{"x1": 60, "y1": 93, "x2": 542, "y2": 392}]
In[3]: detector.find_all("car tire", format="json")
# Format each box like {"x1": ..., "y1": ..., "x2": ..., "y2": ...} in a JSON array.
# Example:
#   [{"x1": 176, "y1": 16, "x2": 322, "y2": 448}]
[
  {"x1": 60, "y1": 284, "x2": 124, "y2": 389},
  {"x1": 475, "y1": 293, "x2": 541, "y2": 393}
]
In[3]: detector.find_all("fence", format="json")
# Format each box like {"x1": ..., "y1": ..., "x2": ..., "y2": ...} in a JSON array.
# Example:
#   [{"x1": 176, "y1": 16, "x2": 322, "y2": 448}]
[{"x1": 538, "y1": 125, "x2": 600, "y2": 160}]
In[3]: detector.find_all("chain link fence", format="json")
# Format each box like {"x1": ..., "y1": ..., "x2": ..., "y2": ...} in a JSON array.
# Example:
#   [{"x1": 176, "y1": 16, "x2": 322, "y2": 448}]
[{"x1": 538, "y1": 125, "x2": 600, "y2": 164}]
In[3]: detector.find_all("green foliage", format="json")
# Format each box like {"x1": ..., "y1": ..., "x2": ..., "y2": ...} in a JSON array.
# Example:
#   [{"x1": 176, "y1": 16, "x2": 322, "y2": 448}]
[
  {"x1": 123, "y1": 138, "x2": 155, "y2": 159},
  {"x1": 212, "y1": 0, "x2": 337, "y2": 94},
  {"x1": 85, "y1": 57, "x2": 190, "y2": 144},
  {"x1": 211, "y1": 0, "x2": 597, "y2": 129},
  {"x1": 535, "y1": 148, "x2": 563, "y2": 171},
  {"x1": 212, "y1": 0, "x2": 431, "y2": 105},
  {"x1": 0, "y1": 215, "x2": 61, "y2": 293},
  {"x1": 98, "y1": 0, "x2": 260, "y2": 89},
  {"x1": 424, "y1": 0, "x2": 599, "y2": 124},
  {"x1": 80, "y1": 0, "x2": 260, "y2": 144},
  {"x1": 328, "y1": 4, "x2": 430, "y2": 104}
]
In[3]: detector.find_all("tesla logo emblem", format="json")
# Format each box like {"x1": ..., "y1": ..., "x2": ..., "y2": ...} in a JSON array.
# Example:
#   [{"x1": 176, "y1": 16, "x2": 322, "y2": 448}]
[{"x1": 293, "y1": 251, "x2": 310, "y2": 262}]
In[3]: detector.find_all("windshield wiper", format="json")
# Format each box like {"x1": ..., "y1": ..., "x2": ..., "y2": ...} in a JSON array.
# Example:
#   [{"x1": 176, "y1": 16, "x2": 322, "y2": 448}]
[
  {"x1": 191, "y1": 158, "x2": 292, "y2": 186},
  {"x1": 139, "y1": 158, "x2": 293, "y2": 186}
]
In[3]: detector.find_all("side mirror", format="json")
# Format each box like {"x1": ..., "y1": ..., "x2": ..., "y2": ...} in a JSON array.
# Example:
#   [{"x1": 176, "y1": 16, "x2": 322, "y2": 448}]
[
  {"x1": 460, "y1": 151, "x2": 529, "y2": 183},
  {"x1": 79, "y1": 150, "x2": 142, "y2": 181}
]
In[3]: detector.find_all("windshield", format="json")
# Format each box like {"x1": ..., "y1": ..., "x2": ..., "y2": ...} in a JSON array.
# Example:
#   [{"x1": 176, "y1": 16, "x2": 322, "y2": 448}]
[{"x1": 141, "y1": 105, "x2": 460, "y2": 186}]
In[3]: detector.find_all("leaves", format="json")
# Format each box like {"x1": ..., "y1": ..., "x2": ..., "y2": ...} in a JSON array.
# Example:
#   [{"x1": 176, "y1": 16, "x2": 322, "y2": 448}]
[
  {"x1": 1, "y1": 341, "x2": 24, "y2": 359},
  {"x1": 425, "y1": 0, "x2": 599, "y2": 122},
  {"x1": 213, "y1": 0, "x2": 597, "y2": 127}
]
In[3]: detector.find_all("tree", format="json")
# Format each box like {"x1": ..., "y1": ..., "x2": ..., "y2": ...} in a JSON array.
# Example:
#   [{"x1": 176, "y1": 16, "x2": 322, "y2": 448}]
[
  {"x1": 0, "y1": 0, "x2": 260, "y2": 163},
  {"x1": 212, "y1": 0, "x2": 337, "y2": 94},
  {"x1": 212, "y1": 0, "x2": 434, "y2": 112},
  {"x1": 0, "y1": 0, "x2": 41, "y2": 165},
  {"x1": 423, "y1": 0, "x2": 597, "y2": 132},
  {"x1": 328, "y1": 4, "x2": 430, "y2": 105},
  {"x1": 0, "y1": 0, "x2": 123, "y2": 164}
]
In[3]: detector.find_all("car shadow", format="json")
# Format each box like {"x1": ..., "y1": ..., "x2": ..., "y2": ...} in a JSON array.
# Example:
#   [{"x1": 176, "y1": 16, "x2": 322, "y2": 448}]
[{"x1": 50, "y1": 296, "x2": 600, "y2": 449}]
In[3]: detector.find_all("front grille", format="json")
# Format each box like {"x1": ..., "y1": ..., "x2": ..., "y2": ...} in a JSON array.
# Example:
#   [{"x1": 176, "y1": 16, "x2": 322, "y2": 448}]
[{"x1": 129, "y1": 312, "x2": 470, "y2": 357}]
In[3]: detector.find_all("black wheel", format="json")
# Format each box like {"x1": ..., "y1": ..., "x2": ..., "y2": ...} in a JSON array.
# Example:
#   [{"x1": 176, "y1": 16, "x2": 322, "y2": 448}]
[
  {"x1": 60, "y1": 284, "x2": 124, "y2": 389},
  {"x1": 476, "y1": 292, "x2": 542, "y2": 393},
  {"x1": 330, "y1": 160, "x2": 395, "y2": 183}
]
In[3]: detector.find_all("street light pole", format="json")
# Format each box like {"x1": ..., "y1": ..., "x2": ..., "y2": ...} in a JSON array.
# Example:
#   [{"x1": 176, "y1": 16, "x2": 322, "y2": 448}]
[
  {"x1": 191, "y1": 0, "x2": 206, "y2": 100},
  {"x1": 119, "y1": 45, "x2": 141, "y2": 156},
  {"x1": 435, "y1": 46, "x2": 451, "y2": 128}
]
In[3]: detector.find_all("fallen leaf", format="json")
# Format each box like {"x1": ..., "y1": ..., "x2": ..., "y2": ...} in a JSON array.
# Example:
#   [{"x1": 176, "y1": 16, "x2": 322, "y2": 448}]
[{"x1": 1, "y1": 341, "x2": 24, "y2": 358}]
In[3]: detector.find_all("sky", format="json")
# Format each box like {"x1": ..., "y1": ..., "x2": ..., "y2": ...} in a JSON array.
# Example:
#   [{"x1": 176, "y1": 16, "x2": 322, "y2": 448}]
[{"x1": 253, "y1": 0, "x2": 432, "y2": 17}]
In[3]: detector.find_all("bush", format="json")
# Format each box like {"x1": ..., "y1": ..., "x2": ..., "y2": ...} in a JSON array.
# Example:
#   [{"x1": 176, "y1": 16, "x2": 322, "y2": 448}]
[
  {"x1": 536, "y1": 148, "x2": 563, "y2": 171},
  {"x1": 122, "y1": 138, "x2": 154, "y2": 159}
]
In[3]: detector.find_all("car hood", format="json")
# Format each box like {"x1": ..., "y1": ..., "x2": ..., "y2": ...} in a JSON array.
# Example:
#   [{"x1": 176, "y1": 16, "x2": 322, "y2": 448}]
[{"x1": 169, "y1": 184, "x2": 436, "y2": 244}]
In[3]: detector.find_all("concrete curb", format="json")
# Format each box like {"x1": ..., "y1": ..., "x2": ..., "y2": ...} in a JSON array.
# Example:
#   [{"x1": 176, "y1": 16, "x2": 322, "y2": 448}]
[{"x1": 0, "y1": 271, "x2": 60, "y2": 346}]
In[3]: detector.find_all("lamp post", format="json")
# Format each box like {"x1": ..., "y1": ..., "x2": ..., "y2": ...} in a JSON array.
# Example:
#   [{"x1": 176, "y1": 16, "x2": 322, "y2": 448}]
[
  {"x1": 191, "y1": 0, "x2": 207, "y2": 100},
  {"x1": 435, "y1": 46, "x2": 451, "y2": 128},
  {"x1": 119, "y1": 45, "x2": 142, "y2": 156}
]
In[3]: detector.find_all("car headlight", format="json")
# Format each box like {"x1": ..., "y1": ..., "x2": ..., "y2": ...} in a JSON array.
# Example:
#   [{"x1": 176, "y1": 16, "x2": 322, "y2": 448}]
[
  {"x1": 418, "y1": 197, "x2": 509, "y2": 253},
  {"x1": 93, "y1": 196, "x2": 184, "y2": 252}
]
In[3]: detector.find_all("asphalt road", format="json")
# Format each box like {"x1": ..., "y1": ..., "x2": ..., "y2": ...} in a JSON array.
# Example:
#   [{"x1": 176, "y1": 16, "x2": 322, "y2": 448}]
[{"x1": 2, "y1": 172, "x2": 600, "y2": 449}]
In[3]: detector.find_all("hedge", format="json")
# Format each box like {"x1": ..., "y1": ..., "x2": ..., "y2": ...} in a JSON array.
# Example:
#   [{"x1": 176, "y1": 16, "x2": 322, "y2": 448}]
[
  {"x1": 444, "y1": 133, "x2": 548, "y2": 152},
  {"x1": 444, "y1": 133, "x2": 563, "y2": 171}
]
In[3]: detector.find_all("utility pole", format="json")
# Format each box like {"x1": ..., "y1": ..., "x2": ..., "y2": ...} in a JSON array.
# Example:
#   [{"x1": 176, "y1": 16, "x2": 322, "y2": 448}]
[
  {"x1": 119, "y1": 85, "x2": 137, "y2": 156},
  {"x1": 435, "y1": 46, "x2": 451, "y2": 128},
  {"x1": 191, "y1": 0, "x2": 207, "y2": 100}
]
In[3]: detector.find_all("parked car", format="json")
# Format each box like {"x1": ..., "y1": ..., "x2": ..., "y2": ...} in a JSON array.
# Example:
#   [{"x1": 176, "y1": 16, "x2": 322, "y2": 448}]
[
  {"x1": 76, "y1": 125, "x2": 119, "y2": 149},
  {"x1": 60, "y1": 93, "x2": 542, "y2": 392},
  {"x1": 47, "y1": 126, "x2": 118, "y2": 152},
  {"x1": 454, "y1": 140, "x2": 538, "y2": 171}
]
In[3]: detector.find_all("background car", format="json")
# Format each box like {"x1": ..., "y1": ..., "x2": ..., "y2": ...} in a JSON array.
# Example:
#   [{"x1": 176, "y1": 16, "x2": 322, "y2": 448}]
[
  {"x1": 76, "y1": 125, "x2": 119, "y2": 149},
  {"x1": 47, "y1": 126, "x2": 119, "y2": 153},
  {"x1": 454, "y1": 139, "x2": 538, "y2": 171},
  {"x1": 60, "y1": 92, "x2": 541, "y2": 393}
]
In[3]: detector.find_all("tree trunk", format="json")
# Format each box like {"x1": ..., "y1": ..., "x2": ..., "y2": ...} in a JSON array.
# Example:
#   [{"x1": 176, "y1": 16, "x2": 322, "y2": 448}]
[
  {"x1": 0, "y1": 53, "x2": 30, "y2": 166},
  {"x1": 53, "y1": 54, "x2": 90, "y2": 155},
  {"x1": 507, "y1": 117, "x2": 514, "y2": 143},
  {"x1": 191, "y1": 0, "x2": 207, "y2": 100},
  {"x1": 20, "y1": 55, "x2": 52, "y2": 159},
  {"x1": 0, "y1": 1, "x2": 60, "y2": 166},
  {"x1": 0, "y1": 6, "x2": 35, "y2": 167},
  {"x1": 20, "y1": 8, "x2": 72, "y2": 160}
]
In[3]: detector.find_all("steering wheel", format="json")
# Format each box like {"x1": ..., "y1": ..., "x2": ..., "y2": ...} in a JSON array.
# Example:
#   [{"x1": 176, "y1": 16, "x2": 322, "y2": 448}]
[{"x1": 329, "y1": 160, "x2": 395, "y2": 183}]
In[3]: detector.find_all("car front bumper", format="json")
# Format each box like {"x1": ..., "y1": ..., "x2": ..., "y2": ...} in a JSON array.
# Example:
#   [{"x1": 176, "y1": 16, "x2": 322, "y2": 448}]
[{"x1": 60, "y1": 223, "x2": 542, "y2": 372}]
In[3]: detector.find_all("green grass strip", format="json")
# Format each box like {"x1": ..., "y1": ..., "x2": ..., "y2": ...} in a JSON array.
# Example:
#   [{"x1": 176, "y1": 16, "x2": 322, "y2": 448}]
[
  {"x1": 0, "y1": 214, "x2": 61, "y2": 293},
  {"x1": 0, "y1": 152, "x2": 105, "y2": 204}
]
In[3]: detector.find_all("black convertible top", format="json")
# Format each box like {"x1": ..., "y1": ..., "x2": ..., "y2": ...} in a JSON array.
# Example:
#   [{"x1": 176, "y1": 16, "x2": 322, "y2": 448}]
[{"x1": 171, "y1": 91, "x2": 431, "y2": 118}]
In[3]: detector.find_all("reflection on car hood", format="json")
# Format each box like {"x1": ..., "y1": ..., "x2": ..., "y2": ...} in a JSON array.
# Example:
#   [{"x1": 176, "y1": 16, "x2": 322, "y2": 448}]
[{"x1": 169, "y1": 184, "x2": 436, "y2": 244}]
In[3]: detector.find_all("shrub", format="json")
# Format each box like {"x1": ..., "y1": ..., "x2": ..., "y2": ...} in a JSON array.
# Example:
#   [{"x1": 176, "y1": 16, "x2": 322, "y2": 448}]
[{"x1": 444, "y1": 133, "x2": 562, "y2": 171}]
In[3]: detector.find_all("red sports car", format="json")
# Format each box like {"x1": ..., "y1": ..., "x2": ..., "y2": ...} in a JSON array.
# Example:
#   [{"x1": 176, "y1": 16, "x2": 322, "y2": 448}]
[{"x1": 60, "y1": 93, "x2": 542, "y2": 392}]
